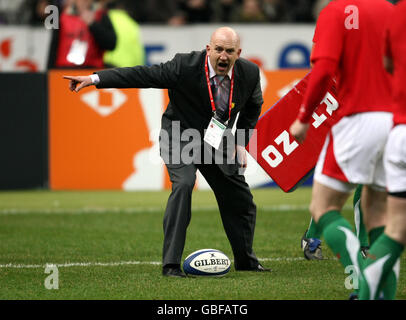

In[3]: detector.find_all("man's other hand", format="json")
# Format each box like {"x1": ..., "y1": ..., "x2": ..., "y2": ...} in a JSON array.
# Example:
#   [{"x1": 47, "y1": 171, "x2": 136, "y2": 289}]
[
  {"x1": 289, "y1": 119, "x2": 310, "y2": 144},
  {"x1": 236, "y1": 144, "x2": 247, "y2": 175}
]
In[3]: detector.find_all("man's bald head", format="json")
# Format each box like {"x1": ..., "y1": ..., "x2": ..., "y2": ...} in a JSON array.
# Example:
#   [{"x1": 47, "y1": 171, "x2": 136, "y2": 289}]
[
  {"x1": 210, "y1": 27, "x2": 241, "y2": 49},
  {"x1": 206, "y1": 27, "x2": 242, "y2": 76}
]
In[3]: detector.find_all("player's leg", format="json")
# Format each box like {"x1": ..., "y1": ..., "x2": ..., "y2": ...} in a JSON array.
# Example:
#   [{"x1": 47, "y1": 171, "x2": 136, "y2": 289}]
[
  {"x1": 349, "y1": 184, "x2": 381, "y2": 299},
  {"x1": 308, "y1": 121, "x2": 364, "y2": 270},
  {"x1": 359, "y1": 161, "x2": 399, "y2": 299},
  {"x1": 302, "y1": 184, "x2": 367, "y2": 261},
  {"x1": 305, "y1": 217, "x2": 322, "y2": 239},
  {"x1": 359, "y1": 126, "x2": 406, "y2": 299},
  {"x1": 355, "y1": 185, "x2": 392, "y2": 299},
  {"x1": 361, "y1": 186, "x2": 398, "y2": 300},
  {"x1": 310, "y1": 181, "x2": 362, "y2": 270},
  {"x1": 353, "y1": 184, "x2": 369, "y2": 256},
  {"x1": 359, "y1": 195, "x2": 405, "y2": 299},
  {"x1": 301, "y1": 184, "x2": 367, "y2": 261}
]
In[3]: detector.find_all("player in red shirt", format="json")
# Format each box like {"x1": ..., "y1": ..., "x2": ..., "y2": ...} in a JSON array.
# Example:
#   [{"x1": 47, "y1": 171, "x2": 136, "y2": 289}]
[
  {"x1": 289, "y1": 0, "x2": 394, "y2": 299},
  {"x1": 359, "y1": 0, "x2": 406, "y2": 300}
]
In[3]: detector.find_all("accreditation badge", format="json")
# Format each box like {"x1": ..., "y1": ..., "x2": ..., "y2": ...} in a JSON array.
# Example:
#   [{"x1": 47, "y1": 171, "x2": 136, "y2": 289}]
[{"x1": 204, "y1": 117, "x2": 226, "y2": 150}]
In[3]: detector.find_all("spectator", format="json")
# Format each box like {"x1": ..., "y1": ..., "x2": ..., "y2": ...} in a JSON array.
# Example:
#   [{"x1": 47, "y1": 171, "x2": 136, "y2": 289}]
[
  {"x1": 178, "y1": 0, "x2": 214, "y2": 23},
  {"x1": 263, "y1": 0, "x2": 284, "y2": 22},
  {"x1": 0, "y1": 0, "x2": 29, "y2": 24},
  {"x1": 231, "y1": 0, "x2": 267, "y2": 23},
  {"x1": 312, "y1": 0, "x2": 331, "y2": 20},
  {"x1": 212, "y1": 0, "x2": 241, "y2": 23},
  {"x1": 278, "y1": 0, "x2": 315, "y2": 22},
  {"x1": 26, "y1": 0, "x2": 61, "y2": 25},
  {"x1": 130, "y1": 0, "x2": 186, "y2": 25},
  {"x1": 47, "y1": 0, "x2": 116, "y2": 69},
  {"x1": 102, "y1": 0, "x2": 145, "y2": 68}
]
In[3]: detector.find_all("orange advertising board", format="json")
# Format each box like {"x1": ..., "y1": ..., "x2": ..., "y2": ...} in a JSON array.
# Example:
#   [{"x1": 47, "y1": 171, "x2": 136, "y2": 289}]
[
  {"x1": 49, "y1": 69, "x2": 155, "y2": 189},
  {"x1": 48, "y1": 69, "x2": 309, "y2": 190},
  {"x1": 260, "y1": 69, "x2": 309, "y2": 117}
]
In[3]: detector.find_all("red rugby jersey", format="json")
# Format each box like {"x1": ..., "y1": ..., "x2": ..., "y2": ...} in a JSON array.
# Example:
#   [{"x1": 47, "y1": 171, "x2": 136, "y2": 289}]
[
  {"x1": 385, "y1": 0, "x2": 406, "y2": 125},
  {"x1": 310, "y1": 0, "x2": 393, "y2": 120}
]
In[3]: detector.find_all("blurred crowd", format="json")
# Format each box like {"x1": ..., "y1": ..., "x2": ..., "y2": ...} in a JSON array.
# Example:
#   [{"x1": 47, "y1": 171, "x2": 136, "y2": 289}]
[
  {"x1": 0, "y1": 0, "x2": 402, "y2": 26},
  {"x1": 1, "y1": 0, "x2": 400, "y2": 69},
  {"x1": 0, "y1": 0, "x2": 360, "y2": 26}
]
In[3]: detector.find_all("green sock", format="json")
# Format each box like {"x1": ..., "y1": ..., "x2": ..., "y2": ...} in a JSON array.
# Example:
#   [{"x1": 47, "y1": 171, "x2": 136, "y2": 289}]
[
  {"x1": 381, "y1": 258, "x2": 400, "y2": 300},
  {"x1": 359, "y1": 234, "x2": 404, "y2": 300},
  {"x1": 318, "y1": 210, "x2": 362, "y2": 270},
  {"x1": 369, "y1": 227, "x2": 385, "y2": 244},
  {"x1": 353, "y1": 185, "x2": 369, "y2": 248},
  {"x1": 306, "y1": 217, "x2": 322, "y2": 239},
  {"x1": 368, "y1": 227, "x2": 399, "y2": 300}
]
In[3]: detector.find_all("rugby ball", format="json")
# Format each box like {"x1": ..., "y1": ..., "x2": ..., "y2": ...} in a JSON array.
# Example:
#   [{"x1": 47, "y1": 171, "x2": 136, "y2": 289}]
[{"x1": 183, "y1": 249, "x2": 231, "y2": 277}]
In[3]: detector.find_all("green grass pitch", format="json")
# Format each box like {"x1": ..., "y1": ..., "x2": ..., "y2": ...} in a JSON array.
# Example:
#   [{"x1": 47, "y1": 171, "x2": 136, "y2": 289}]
[{"x1": 0, "y1": 188, "x2": 404, "y2": 300}]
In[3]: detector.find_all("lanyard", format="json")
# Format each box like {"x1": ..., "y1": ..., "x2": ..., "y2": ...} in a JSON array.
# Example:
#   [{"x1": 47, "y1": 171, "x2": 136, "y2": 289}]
[{"x1": 204, "y1": 54, "x2": 234, "y2": 121}]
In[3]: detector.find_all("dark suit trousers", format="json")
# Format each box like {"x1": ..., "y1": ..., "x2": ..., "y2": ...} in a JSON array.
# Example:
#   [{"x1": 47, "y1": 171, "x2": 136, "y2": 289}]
[{"x1": 162, "y1": 163, "x2": 259, "y2": 270}]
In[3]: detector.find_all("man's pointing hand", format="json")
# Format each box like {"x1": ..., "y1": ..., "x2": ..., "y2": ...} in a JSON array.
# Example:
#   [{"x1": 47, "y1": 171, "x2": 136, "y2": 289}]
[{"x1": 63, "y1": 75, "x2": 93, "y2": 92}]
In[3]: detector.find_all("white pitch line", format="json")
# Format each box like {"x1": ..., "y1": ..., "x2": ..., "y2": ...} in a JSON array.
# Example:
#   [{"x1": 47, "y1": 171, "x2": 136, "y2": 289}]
[
  {"x1": 0, "y1": 257, "x2": 333, "y2": 269},
  {"x1": 0, "y1": 260, "x2": 162, "y2": 269},
  {"x1": 0, "y1": 204, "x2": 351, "y2": 215}
]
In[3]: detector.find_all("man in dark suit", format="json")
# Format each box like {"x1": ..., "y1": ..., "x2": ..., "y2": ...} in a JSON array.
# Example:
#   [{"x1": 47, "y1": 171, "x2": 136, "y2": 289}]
[{"x1": 64, "y1": 27, "x2": 268, "y2": 277}]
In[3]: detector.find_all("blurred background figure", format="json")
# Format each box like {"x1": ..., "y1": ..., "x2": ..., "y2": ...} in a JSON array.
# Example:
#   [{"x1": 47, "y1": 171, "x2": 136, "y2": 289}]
[
  {"x1": 262, "y1": 0, "x2": 285, "y2": 22},
  {"x1": 312, "y1": 0, "x2": 330, "y2": 20},
  {"x1": 231, "y1": 0, "x2": 267, "y2": 23},
  {"x1": 101, "y1": 0, "x2": 145, "y2": 68},
  {"x1": 0, "y1": 0, "x2": 26, "y2": 24},
  {"x1": 26, "y1": 0, "x2": 64, "y2": 25},
  {"x1": 177, "y1": 0, "x2": 213, "y2": 23},
  {"x1": 212, "y1": 0, "x2": 240, "y2": 23},
  {"x1": 286, "y1": 0, "x2": 315, "y2": 22},
  {"x1": 267, "y1": 0, "x2": 315, "y2": 22},
  {"x1": 28, "y1": 0, "x2": 53, "y2": 25},
  {"x1": 131, "y1": 0, "x2": 186, "y2": 25},
  {"x1": 47, "y1": 0, "x2": 116, "y2": 69},
  {"x1": 2, "y1": 0, "x2": 361, "y2": 26},
  {"x1": 0, "y1": 0, "x2": 64, "y2": 25}
]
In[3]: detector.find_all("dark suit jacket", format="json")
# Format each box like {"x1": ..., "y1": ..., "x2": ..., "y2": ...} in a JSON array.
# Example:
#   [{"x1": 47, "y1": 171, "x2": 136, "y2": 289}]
[{"x1": 95, "y1": 50, "x2": 263, "y2": 175}]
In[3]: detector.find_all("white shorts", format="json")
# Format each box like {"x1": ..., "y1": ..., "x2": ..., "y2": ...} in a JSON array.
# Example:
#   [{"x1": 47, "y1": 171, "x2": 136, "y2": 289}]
[
  {"x1": 384, "y1": 124, "x2": 406, "y2": 194},
  {"x1": 314, "y1": 112, "x2": 393, "y2": 193}
]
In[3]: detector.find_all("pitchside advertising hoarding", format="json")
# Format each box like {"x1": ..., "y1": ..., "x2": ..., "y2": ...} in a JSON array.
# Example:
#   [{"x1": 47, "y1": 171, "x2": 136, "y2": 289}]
[
  {"x1": 0, "y1": 24, "x2": 315, "y2": 71},
  {"x1": 2, "y1": 25, "x2": 332, "y2": 191}
]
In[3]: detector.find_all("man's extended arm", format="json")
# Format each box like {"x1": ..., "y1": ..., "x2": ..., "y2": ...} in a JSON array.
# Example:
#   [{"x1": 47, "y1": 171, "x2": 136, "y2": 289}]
[
  {"x1": 64, "y1": 53, "x2": 183, "y2": 92},
  {"x1": 95, "y1": 54, "x2": 182, "y2": 89}
]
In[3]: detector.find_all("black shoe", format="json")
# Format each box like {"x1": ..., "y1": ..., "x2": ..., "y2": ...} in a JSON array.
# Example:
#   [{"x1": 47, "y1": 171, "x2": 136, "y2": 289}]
[
  {"x1": 254, "y1": 264, "x2": 272, "y2": 272},
  {"x1": 162, "y1": 266, "x2": 186, "y2": 278},
  {"x1": 236, "y1": 264, "x2": 271, "y2": 272}
]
